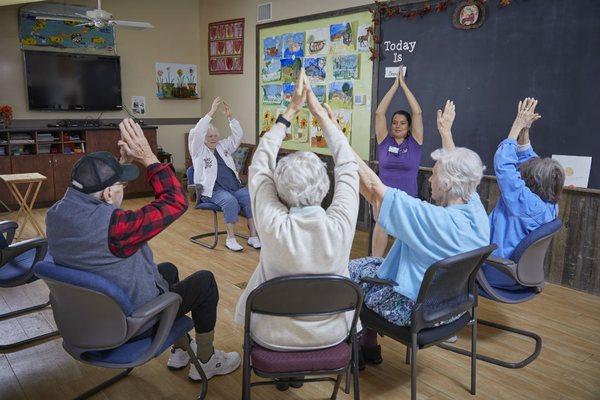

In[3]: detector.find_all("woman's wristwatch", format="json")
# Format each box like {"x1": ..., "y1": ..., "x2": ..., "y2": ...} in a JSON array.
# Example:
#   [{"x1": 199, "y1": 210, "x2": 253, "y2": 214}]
[{"x1": 276, "y1": 114, "x2": 291, "y2": 128}]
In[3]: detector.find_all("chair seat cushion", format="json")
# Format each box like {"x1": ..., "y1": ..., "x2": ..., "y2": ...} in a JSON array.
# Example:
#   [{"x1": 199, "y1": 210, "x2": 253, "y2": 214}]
[
  {"x1": 81, "y1": 316, "x2": 194, "y2": 365},
  {"x1": 251, "y1": 341, "x2": 351, "y2": 374},
  {"x1": 478, "y1": 284, "x2": 538, "y2": 303},
  {"x1": 360, "y1": 308, "x2": 471, "y2": 348},
  {"x1": 0, "y1": 249, "x2": 51, "y2": 285}
]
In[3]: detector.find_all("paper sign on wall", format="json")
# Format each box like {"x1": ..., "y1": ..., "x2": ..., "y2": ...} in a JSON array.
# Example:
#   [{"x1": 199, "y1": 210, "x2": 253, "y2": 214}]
[
  {"x1": 131, "y1": 96, "x2": 146, "y2": 114},
  {"x1": 385, "y1": 66, "x2": 407, "y2": 79},
  {"x1": 551, "y1": 155, "x2": 592, "y2": 188}
]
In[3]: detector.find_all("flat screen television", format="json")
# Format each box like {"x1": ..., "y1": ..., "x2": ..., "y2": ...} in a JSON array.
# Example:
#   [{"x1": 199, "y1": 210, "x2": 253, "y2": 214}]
[{"x1": 24, "y1": 50, "x2": 122, "y2": 111}]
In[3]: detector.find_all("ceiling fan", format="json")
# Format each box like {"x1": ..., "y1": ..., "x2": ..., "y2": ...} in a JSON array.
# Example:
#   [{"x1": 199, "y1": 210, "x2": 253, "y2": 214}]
[{"x1": 35, "y1": 0, "x2": 154, "y2": 30}]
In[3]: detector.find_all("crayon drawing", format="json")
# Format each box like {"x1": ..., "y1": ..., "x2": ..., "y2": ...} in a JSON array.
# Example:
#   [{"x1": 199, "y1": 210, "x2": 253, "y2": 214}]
[{"x1": 328, "y1": 81, "x2": 353, "y2": 109}]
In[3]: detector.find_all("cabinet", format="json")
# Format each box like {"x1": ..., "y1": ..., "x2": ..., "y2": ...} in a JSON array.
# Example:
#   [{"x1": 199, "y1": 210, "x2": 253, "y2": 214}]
[{"x1": 0, "y1": 127, "x2": 157, "y2": 207}]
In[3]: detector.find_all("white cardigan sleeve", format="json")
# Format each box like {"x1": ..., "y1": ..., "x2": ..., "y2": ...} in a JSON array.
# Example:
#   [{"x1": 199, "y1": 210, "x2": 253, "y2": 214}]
[
  {"x1": 188, "y1": 115, "x2": 212, "y2": 159},
  {"x1": 221, "y1": 118, "x2": 244, "y2": 154},
  {"x1": 321, "y1": 119, "x2": 360, "y2": 233}
]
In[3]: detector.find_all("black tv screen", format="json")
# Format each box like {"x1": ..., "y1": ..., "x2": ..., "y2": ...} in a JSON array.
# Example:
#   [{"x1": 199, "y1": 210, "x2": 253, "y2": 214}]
[{"x1": 24, "y1": 51, "x2": 122, "y2": 111}]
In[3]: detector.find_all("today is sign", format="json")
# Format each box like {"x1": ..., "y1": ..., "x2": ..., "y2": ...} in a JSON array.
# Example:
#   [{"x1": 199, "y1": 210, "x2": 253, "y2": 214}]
[{"x1": 382, "y1": 39, "x2": 417, "y2": 63}]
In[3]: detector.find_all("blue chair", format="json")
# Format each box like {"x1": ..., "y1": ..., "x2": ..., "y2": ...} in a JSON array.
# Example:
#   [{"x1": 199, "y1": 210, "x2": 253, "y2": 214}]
[
  {"x1": 439, "y1": 219, "x2": 563, "y2": 369},
  {"x1": 34, "y1": 260, "x2": 209, "y2": 399},
  {"x1": 186, "y1": 166, "x2": 249, "y2": 249},
  {"x1": 0, "y1": 220, "x2": 59, "y2": 351}
]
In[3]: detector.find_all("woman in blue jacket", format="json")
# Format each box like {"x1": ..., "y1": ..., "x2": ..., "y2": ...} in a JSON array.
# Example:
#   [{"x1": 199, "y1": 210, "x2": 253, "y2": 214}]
[{"x1": 485, "y1": 98, "x2": 565, "y2": 289}]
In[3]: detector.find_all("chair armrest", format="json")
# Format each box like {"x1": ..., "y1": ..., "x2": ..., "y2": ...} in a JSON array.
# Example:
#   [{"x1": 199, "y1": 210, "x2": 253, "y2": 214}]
[
  {"x1": 360, "y1": 276, "x2": 398, "y2": 286},
  {"x1": 125, "y1": 292, "x2": 182, "y2": 339},
  {"x1": 0, "y1": 221, "x2": 18, "y2": 245},
  {"x1": 485, "y1": 255, "x2": 518, "y2": 280}
]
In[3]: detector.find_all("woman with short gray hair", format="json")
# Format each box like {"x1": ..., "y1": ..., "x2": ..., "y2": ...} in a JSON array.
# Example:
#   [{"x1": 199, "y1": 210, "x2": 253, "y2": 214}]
[
  {"x1": 234, "y1": 70, "x2": 360, "y2": 352},
  {"x1": 350, "y1": 100, "x2": 490, "y2": 366},
  {"x1": 484, "y1": 98, "x2": 565, "y2": 290}
]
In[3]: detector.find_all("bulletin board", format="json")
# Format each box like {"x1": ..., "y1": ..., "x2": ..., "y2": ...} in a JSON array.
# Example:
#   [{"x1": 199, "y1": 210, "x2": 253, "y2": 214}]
[{"x1": 256, "y1": 7, "x2": 375, "y2": 160}]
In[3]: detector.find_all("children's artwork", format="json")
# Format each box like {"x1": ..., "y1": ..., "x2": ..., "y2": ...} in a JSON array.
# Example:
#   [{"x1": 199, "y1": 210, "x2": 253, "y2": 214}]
[
  {"x1": 263, "y1": 35, "x2": 282, "y2": 59},
  {"x1": 293, "y1": 110, "x2": 310, "y2": 143},
  {"x1": 330, "y1": 22, "x2": 354, "y2": 51},
  {"x1": 282, "y1": 32, "x2": 305, "y2": 59},
  {"x1": 208, "y1": 18, "x2": 244, "y2": 74},
  {"x1": 303, "y1": 57, "x2": 327, "y2": 82},
  {"x1": 310, "y1": 113, "x2": 327, "y2": 148},
  {"x1": 155, "y1": 63, "x2": 198, "y2": 99},
  {"x1": 328, "y1": 81, "x2": 353, "y2": 109},
  {"x1": 333, "y1": 109, "x2": 352, "y2": 140},
  {"x1": 281, "y1": 58, "x2": 302, "y2": 82},
  {"x1": 333, "y1": 54, "x2": 359, "y2": 80},
  {"x1": 282, "y1": 83, "x2": 295, "y2": 107},
  {"x1": 306, "y1": 28, "x2": 330, "y2": 55},
  {"x1": 312, "y1": 85, "x2": 326, "y2": 103},
  {"x1": 551, "y1": 155, "x2": 593, "y2": 188},
  {"x1": 262, "y1": 84, "x2": 283, "y2": 105},
  {"x1": 357, "y1": 24, "x2": 371, "y2": 52},
  {"x1": 131, "y1": 96, "x2": 146, "y2": 114},
  {"x1": 260, "y1": 108, "x2": 278, "y2": 137},
  {"x1": 261, "y1": 59, "x2": 281, "y2": 82}
]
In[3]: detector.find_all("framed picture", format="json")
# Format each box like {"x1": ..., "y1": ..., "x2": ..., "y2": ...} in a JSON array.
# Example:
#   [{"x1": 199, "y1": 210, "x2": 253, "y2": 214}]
[
  {"x1": 208, "y1": 18, "x2": 244, "y2": 74},
  {"x1": 452, "y1": 0, "x2": 486, "y2": 30}
]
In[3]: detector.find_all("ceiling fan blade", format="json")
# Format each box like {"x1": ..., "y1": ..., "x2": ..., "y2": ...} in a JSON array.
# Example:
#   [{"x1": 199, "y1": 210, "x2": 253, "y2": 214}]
[
  {"x1": 110, "y1": 20, "x2": 154, "y2": 29},
  {"x1": 35, "y1": 15, "x2": 89, "y2": 23}
]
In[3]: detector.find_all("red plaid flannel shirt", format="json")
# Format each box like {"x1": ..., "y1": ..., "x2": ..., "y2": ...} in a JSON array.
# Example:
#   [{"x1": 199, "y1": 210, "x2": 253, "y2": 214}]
[{"x1": 108, "y1": 163, "x2": 188, "y2": 258}]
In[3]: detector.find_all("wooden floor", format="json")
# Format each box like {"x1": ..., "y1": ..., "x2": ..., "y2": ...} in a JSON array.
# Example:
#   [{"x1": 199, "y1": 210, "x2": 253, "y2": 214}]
[{"x1": 1, "y1": 197, "x2": 599, "y2": 400}]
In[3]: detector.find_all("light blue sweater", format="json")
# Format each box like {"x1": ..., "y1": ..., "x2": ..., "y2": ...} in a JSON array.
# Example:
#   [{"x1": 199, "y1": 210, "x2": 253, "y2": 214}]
[
  {"x1": 485, "y1": 139, "x2": 558, "y2": 289},
  {"x1": 377, "y1": 188, "x2": 490, "y2": 301}
]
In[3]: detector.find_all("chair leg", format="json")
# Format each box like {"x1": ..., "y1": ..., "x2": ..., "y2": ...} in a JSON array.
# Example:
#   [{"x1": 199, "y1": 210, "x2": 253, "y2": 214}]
[
  {"x1": 411, "y1": 334, "x2": 417, "y2": 400},
  {"x1": 438, "y1": 318, "x2": 542, "y2": 369},
  {"x1": 343, "y1": 366, "x2": 350, "y2": 394},
  {"x1": 190, "y1": 211, "x2": 223, "y2": 249},
  {"x1": 72, "y1": 368, "x2": 133, "y2": 400},
  {"x1": 352, "y1": 334, "x2": 361, "y2": 400},
  {"x1": 187, "y1": 347, "x2": 208, "y2": 400},
  {"x1": 0, "y1": 299, "x2": 60, "y2": 352},
  {"x1": 471, "y1": 307, "x2": 477, "y2": 395},
  {"x1": 242, "y1": 338, "x2": 252, "y2": 400},
  {"x1": 405, "y1": 345, "x2": 411, "y2": 365},
  {"x1": 330, "y1": 373, "x2": 343, "y2": 400}
]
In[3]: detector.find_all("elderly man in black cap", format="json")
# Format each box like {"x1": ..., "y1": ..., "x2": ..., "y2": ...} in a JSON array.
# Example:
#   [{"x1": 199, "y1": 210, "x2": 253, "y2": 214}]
[{"x1": 46, "y1": 118, "x2": 240, "y2": 381}]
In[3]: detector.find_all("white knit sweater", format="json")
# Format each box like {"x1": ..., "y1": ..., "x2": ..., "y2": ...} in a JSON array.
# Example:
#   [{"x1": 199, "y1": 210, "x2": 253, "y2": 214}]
[{"x1": 234, "y1": 118, "x2": 360, "y2": 351}]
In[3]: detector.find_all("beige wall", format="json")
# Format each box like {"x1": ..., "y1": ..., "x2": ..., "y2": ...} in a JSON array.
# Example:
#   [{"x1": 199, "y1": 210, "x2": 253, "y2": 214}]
[
  {"x1": 0, "y1": 0, "x2": 202, "y2": 170},
  {"x1": 198, "y1": 0, "x2": 373, "y2": 145}
]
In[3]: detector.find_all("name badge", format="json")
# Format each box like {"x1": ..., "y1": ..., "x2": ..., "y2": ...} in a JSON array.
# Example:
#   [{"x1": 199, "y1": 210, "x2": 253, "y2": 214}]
[{"x1": 388, "y1": 146, "x2": 399, "y2": 154}]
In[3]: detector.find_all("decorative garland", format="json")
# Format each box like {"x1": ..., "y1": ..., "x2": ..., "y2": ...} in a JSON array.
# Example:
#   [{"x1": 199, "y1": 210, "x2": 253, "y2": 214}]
[{"x1": 366, "y1": 0, "x2": 515, "y2": 60}]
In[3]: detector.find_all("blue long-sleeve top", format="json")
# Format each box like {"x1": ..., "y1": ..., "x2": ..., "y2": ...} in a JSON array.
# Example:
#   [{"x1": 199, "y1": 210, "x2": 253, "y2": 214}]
[{"x1": 485, "y1": 139, "x2": 558, "y2": 289}]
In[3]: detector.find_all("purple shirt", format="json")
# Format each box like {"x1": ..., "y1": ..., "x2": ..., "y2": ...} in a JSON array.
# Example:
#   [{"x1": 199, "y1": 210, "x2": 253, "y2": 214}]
[{"x1": 377, "y1": 135, "x2": 422, "y2": 197}]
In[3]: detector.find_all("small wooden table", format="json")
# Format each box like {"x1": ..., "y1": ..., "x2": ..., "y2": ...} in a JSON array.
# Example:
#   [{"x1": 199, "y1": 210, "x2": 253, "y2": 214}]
[{"x1": 0, "y1": 173, "x2": 47, "y2": 240}]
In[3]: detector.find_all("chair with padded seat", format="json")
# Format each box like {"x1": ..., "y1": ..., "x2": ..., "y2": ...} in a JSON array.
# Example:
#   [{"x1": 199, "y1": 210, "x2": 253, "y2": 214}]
[
  {"x1": 33, "y1": 260, "x2": 209, "y2": 400},
  {"x1": 242, "y1": 274, "x2": 363, "y2": 400},
  {"x1": 439, "y1": 219, "x2": 562, "y2": 369},
  {"x1": 360, "y1": 244, "x2": 497, "y2": 400},
  {"x1": 186, "y1": 166, "x2": 249, "y2": 249},
  {"x1": 0, "y1": 220, "x2": 59, "y2": 351}
]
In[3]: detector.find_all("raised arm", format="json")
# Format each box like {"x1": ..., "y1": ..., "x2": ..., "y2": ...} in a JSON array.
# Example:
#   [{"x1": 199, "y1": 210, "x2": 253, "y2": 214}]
[
  {"x1": 248, "y1": 72, "x2": 307, "y2": 233},
  {"x1": 305, "y1": 77, "x2": 359, "y2": 228},
  {"x1": 351, "y1": 147, "x2": 388, "y2": 219},
  {"x1": 375, "y1": 73, "x2": 400, "y2": 144},
  {"x1": 220, "y1": 101, "x2": 244, "y2": 153},
  {"x1": 397, "y1": 69, "x2": 424, "y2": 144},
  {"x1": 188, "y1": 97, "x2": 222, "y2": 158},
  {"x1": 436, "y1": 100, "x2": 456, "y2": 150}
]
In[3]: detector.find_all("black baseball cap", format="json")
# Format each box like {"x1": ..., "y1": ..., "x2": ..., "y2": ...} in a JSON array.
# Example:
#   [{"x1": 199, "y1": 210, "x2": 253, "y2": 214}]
[{"x1": 71, "y1": 151, "x2": 139, "y2": 194}]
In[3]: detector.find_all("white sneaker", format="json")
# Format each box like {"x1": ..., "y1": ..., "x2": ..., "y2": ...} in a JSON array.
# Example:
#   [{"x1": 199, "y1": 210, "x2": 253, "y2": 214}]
[
  {"x1": 189, "y1": 349, "x2": 241, "y2": 381},
  {"x1": 167, "y1": 339, "x2": 195, "y2": 369},
  {"x1": 444, "y1": 335, "x2": 458, "y2": 344},
  {"x1": 225, "y1": 238, "x2": 243, "y2": 252},
  {"x1": 247, "y1": 236, "x2": 261, "y2": 249}
]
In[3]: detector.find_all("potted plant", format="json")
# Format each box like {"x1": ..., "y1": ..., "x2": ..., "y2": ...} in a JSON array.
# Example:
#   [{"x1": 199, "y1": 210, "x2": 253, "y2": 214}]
[{"x1": 0, "y1": 105, "x2": 13, "y2": 128}]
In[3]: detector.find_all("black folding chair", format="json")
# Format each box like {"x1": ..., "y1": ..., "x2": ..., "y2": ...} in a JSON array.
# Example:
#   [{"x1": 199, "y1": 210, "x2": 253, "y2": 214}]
[{"x1": 360, "y1": 244, "x2": 497, "y2": 400}]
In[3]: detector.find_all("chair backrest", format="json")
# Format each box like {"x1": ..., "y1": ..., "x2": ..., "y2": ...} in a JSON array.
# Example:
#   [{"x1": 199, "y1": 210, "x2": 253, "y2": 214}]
[
  {"x1": 413, "y1": 244, "x2": 497, "y2": 330},
  {"x1": 34, "y1": 261, "x2": 133, "y2": 351},
  {"x1": 511, "y1": 219, "x2": 562, "y2": 286},
  {"x1": 245, "y1": 274, "x2": 363, "y2": 336}
]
